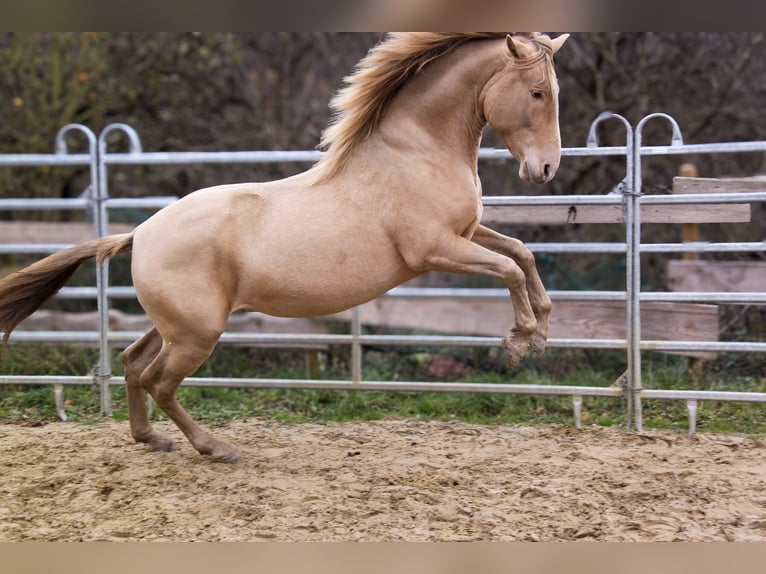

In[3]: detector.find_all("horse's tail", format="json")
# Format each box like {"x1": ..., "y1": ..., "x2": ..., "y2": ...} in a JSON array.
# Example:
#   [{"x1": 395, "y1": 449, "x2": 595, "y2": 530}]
[{"x1": 0, "y1": 233, "x2": 134, "y2": 345}]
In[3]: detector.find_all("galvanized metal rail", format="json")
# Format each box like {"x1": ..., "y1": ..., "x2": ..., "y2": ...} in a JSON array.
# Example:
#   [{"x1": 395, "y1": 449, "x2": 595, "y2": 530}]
[{"x1": 2, "y1": 115, "x2": 766, "y2": 435}]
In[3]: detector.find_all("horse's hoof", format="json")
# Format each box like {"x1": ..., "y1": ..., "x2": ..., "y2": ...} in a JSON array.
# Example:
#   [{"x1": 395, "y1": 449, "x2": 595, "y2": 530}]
[
  {"x1": 202, "y1": 438, "x2": 241, "y2": 463},
  {"x1": 501, "y1": 336, "x2": 527, "y2": 369},
  {"x1": 210, "y1": 446, "x2": 240, "y2": 464},
  {"x1": 137, "y1": 430, "x2": 176, "y2": 452},
  {"x1": 529, "y1": 333, "x2": 547, "y2": 355}
]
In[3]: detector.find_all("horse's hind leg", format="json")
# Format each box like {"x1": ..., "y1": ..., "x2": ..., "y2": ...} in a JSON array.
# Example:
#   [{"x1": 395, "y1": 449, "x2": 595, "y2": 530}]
[
  {"x1": 139, "y1": 330, "x2": 240, "y2": 463},
  {"x1": 122, "y1": 327, "x2": 175, "y2": 451}
]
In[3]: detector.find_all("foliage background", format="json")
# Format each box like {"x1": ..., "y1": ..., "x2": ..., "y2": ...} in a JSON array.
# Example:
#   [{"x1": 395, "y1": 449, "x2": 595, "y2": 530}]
[{"x1": 2, "y1": 32, "x2": 764, "y2": 195}]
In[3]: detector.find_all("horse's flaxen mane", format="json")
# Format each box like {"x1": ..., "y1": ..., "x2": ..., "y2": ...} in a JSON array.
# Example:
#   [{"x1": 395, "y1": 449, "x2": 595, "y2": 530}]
[{"x1": 311, "y1": 32, "x2": 553, "y2": 184}]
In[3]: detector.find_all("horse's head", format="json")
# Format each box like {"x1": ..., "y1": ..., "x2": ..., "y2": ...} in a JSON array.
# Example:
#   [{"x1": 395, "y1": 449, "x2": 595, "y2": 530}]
[{"x1": 482, "y1": 33, "x2": 569, "y2": 184}]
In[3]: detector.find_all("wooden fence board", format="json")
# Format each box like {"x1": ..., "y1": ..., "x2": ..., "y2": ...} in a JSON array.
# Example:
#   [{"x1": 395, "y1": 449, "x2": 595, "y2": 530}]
[
  {"x1": 0, "y1": 221, "x2": 135, "y2": 244},
  {"x1": 673, "y1": 176, "x2": 766, "y2": 194},
  {"x1": 667, "y1": 260, "x2": 766, "y2": 293},
  {"x1": 18, "y1": 299, "x2": 719, "y2": 358},
  {"x1": 336, "y1": 298, "x2": 719, "y2": 358},
  {"x1": 17, "y1": 309, "x2": 329, "y2": 349},
  {"x1": 481, "y1": 175, "x2": 765, "y2": 226},
  {"x1": 482, "y1": 204, "x2": 750, "y2": 225}
]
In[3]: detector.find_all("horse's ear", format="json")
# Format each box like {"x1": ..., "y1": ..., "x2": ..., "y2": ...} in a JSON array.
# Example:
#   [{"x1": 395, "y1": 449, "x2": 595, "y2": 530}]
[
  {"x1": 550, "y1": 33, "x2": 570, "y2": 54},
  {"x1": 506, "y1": 34, "x2": 522, "y2": 59}
]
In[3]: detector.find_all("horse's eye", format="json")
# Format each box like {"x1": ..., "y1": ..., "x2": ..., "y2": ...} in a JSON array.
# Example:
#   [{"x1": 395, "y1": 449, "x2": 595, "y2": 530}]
[{"x1": 531, "y1": 90, "x2": 544, "y2": 100}]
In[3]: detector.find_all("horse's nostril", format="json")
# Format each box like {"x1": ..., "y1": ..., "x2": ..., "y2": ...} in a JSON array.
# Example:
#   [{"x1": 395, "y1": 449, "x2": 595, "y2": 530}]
[{"x1": 543, "y1": 164, "x2": 551, "y2": 179}]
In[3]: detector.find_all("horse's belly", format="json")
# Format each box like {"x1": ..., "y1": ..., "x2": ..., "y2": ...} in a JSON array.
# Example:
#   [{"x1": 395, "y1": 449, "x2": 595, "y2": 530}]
[{"x1": 236, "y1": 250, "x2": 416, "y2": 318}]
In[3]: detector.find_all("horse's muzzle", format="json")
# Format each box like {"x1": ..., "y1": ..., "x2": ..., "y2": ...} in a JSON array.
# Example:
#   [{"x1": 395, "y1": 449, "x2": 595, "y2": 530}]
[{"x1": 520, "y1": 160, "x2": 557, "y2": 184}]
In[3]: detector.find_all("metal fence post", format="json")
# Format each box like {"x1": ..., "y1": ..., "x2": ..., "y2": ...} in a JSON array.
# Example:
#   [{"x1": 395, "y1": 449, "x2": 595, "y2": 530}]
[
  {"x1": 633, "y1": 113, "x2": 685, "y2": 432},
  {"x1": 95, "y1": 124, "x2": 144, "y2": 416},
  {"x1": 586, "y1": 112, "x2": 636, "y2": 428},
  {"x1": 54, "y1": 124, "x2": 105, "y2": 412}
]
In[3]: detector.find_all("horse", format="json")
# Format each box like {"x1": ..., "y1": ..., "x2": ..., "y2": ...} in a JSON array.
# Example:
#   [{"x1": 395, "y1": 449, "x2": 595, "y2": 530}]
[{"x1": 0, "y1": 32, "x2": 569, "y2": 462}]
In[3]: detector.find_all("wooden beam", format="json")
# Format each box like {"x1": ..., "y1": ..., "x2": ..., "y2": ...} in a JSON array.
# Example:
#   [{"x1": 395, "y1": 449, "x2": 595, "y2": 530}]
[
  {"x1": 679, "y1": 164, "x2": 700, "y2": 261},
  {"x1": 16, "y1": 298, "x2": 720, "y2": 359},
  {"x1": 673, "y1": 176, "x2": 766, "y2": 194},
  {"x1": 483, "y1": 173, "x2": 763, "y2": 226},
  {"x1": 337, "y1": 298, "x2": 719, "y2": 358},
  {"x1": 667, "y1": 260, "x2": 766, "y2": 293},
  {"x1": 17, "y1": 309, "x2": 330, "y2": 350},
  {"x1": 0, "y1": 221, "x2": 135, "y2": 244},
  {"x1": 482, "y1": 203, "x2": 750, "y2": 225}
]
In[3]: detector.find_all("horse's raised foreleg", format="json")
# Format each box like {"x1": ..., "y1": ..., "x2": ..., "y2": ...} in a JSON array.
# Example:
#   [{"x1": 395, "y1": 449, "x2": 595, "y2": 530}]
[
  {"x1": 122, "y1": 327, "x2": 175, "y2": 452},
  {"x1": 417, "y1": 234, "x2": 536, "y2": 368},
  {"x1": 471, "y1": 225, "x2": 551, "y2": 354},
  {"x1": 138, "y1": 331, "x2": 240, "y2": 463}
]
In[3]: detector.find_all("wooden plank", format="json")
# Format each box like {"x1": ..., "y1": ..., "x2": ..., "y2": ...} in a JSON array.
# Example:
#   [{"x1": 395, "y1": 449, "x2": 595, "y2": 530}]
[
  {"x1": 483, "y1": 173, "x2": 764, "y2": 225},
  {"x1": 679, "y1": 164, "x2": 701, "y2": 261},
  {"x1": 336, "y1": 298, "x2": 719, "y2": 358},
  {"x1": 673, "y1": 176, "x2": 766, "y2": 194},
  {"x1": 0, "y1": 221, "x2": 135, "y2": 244},
  {"x1": 482, "y1": 203, "x2": 750, "y2": 225},
  {"x1": 17, "y1": 309, "x2": 330, "y2": 349},
  {"x1": 667, "y1": 260, "x2": 766, "y2": 293},
  {"x1": 18, "y1": 299, "x2": 719, "y2": 358}
]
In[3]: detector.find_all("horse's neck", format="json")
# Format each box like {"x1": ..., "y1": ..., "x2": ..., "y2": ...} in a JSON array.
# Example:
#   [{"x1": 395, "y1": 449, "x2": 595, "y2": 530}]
[{"x1": 376, "y1": 40, "x2": 501, "y2": 169}]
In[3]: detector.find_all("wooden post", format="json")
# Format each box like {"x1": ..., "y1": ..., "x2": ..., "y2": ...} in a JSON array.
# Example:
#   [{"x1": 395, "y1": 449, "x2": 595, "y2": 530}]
[
  {"x1": 678, "y1": 163, "x2": 704, "y2": 385},
  {"x1": 305, "y1": 351, "x2": 321, "y2": 379},
  {"x1": 679, "y1": 163, "x2": 700, "y2": 261}
]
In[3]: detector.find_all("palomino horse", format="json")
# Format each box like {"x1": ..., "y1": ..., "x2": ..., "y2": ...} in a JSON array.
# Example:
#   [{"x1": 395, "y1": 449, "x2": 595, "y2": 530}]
[{"x1": 0, "y1": 33, "x2": 569, "y2": 462}]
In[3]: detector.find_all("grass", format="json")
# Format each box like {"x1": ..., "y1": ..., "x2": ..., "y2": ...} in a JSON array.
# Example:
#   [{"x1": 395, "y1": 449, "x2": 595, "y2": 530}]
[{"x1": 1, "y1": 343, "x2": 765, "y2": 435}]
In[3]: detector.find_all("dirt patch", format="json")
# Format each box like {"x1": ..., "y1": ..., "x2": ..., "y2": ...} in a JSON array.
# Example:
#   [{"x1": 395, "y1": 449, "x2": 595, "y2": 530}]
[{"x1": 2, "y1": 419, "x2": 766, "y2": 541}]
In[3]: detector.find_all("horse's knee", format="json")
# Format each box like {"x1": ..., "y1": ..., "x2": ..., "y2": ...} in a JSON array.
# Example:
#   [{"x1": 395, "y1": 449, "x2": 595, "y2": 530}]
[
  {"x1": 538, "y1": 292, "x2": 552, "y2": 316},
  {"x1": 504, "y1": 260, "x2": 527, "y2": 292},
  {"x1": 516, "y1": 246, "x2": 537, "y2": 270}
]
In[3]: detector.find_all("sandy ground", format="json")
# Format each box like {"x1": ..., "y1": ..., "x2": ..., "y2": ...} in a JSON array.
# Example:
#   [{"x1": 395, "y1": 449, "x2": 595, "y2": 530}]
[{"x1": 1, "y1": 418, "x2": 766, "y2": 542}]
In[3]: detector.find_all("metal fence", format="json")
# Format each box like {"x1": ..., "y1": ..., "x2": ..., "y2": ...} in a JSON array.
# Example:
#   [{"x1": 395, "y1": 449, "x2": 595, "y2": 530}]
[{"x1": 1, "y1": 113, "x2": 765, "y2": 434}]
